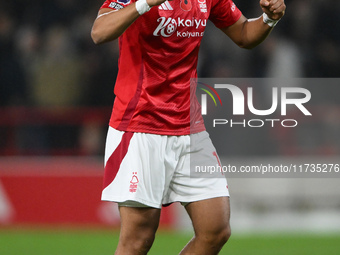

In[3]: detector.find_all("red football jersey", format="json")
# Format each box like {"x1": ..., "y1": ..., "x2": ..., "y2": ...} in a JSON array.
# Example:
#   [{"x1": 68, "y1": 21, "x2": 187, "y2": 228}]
[{"x1": 100, "y1": 0, "x2": 242, "y2": 135}]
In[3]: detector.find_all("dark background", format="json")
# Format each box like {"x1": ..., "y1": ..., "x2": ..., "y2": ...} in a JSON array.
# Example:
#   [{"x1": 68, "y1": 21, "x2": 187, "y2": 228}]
[{"x1": 0, "y1": 0, "x2": 339, "y2": 156}]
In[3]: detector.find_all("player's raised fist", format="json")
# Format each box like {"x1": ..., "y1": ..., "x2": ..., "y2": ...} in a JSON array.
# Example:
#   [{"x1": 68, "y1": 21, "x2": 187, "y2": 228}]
[{"x1": 260, "y1": 0, "x2": 286, "y2": 20}]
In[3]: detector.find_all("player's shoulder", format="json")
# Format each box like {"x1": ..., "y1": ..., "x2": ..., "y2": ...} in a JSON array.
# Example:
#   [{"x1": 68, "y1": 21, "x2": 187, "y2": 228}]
[{"x1": 209, "y1": 0, "x2": 236, "y2": 8}]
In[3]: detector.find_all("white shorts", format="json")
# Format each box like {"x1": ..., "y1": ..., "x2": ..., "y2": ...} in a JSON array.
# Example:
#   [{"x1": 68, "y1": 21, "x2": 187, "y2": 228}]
[{"x1": 102, "y1": 127, "x2": 229, "y2": 209}]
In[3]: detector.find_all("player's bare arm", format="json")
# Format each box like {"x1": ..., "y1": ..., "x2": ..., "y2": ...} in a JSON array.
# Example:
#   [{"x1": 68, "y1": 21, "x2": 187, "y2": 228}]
[
  {"x1": 222, "y1": 0, "x2": 286, "y2": 49},
  {"x1": 91, "y1": 0, "x2": 169, "y2": 44}
]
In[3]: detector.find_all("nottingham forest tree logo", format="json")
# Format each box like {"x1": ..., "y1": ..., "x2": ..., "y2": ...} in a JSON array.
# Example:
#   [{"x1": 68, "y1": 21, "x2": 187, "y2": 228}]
[{"x1": 129, "y1": 172, "x2": 139, "y2": 193}]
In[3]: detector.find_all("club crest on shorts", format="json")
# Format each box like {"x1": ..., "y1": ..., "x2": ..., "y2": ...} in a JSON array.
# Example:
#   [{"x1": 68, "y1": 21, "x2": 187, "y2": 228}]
[{"x1": 129, "y1": 172, "x2": 139, "y2": 193}]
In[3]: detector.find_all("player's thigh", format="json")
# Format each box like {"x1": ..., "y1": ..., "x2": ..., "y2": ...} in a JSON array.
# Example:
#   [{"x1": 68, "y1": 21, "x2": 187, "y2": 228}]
[
  {"x1": 185, "y1": 197, "x2": 230, "y2": 235},
  {"x1": 119, "y1": 206, "x2": 161, "y2": 238}
]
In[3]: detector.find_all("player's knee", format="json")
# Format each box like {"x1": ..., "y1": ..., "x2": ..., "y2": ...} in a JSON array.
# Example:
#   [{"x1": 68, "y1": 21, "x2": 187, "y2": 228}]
[
  {"x1": 120, "y1": 228, "x2": 156, "y2": 253},
  {"x1": 200, "y1": 224, "x2": 231, "y2": 248},
  {"x1": 217, "y1": 224, "x2": 231, "y2": 245},
  {"x1": 133, "y1": 233, "x2": 155, "y2": 252}
]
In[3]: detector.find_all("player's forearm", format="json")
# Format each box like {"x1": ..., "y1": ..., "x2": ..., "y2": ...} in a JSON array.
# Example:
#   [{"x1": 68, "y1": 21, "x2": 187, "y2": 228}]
[
  {"x1": 240, "y1": 0, "x2": 286, "y2": 49},
  {"x1": 238, "y1": 16, "x2": 274, "y2": 49},
  {"x1": 224, "y1": 0, "x2": 285, "y2": 49},
  {"x1": 91, "y1": 5, "x2": 140, "y2": 44}
]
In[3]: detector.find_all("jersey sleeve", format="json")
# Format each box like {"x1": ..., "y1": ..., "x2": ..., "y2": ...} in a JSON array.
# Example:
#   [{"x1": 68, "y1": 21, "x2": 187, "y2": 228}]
[
  {"x1": 209, "y1": 0, "x2": 242, "y2": 28},
  {"x1": 100, "y1": 0, "x2": 133, "y2": 10}
]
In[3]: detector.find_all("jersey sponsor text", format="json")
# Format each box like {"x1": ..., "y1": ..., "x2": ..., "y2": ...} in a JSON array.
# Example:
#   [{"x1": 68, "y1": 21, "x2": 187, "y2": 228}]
[{"x1": 153, "y1": 17, "x2": 207, "y2": 37}]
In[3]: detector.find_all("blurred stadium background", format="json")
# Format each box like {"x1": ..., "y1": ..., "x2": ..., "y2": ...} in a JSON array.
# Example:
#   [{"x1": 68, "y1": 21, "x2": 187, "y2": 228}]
[{"x1": 0, "y1": 0, "x2": 340, "y2": 254}]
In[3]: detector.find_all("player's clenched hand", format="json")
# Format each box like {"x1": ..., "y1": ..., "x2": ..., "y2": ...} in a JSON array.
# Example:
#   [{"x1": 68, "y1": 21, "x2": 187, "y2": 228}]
[
  {"x1": 260, "y1": 0, "x2": 286, "y2": 20},
  {"x1": 146, "y1": 0, "x2": 171, "y2": 7}
]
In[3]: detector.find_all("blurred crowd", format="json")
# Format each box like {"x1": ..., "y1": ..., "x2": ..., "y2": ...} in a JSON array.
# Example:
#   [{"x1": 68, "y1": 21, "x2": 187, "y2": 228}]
[
  {"x1": 0, "y1": 0, "x2": 339, "y2": 156},
  {"x1": 200, "y1": 0, "x2": 340, "y2": 78},
  {"x1": 0, "y1": 0, "x2": 119, "y2": 107}
]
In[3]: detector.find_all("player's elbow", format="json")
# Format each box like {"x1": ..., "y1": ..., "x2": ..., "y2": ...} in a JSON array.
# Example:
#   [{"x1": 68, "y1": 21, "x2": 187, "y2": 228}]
[
  {"x1": 91, "y1": 25, "x2": 118, "y2": 44},
  {"x1": 239, "y1": 43, "x2": 257, "y2": 50},
  {"x1": 91, "y1": 28, "x2": 119, "y2": 44},
  {"x1": 235, "y1": 39, "x2": 257, "y2": 50},
  {"x1": 91, "y1": 28, "x2": 105, "y2": 45}
]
